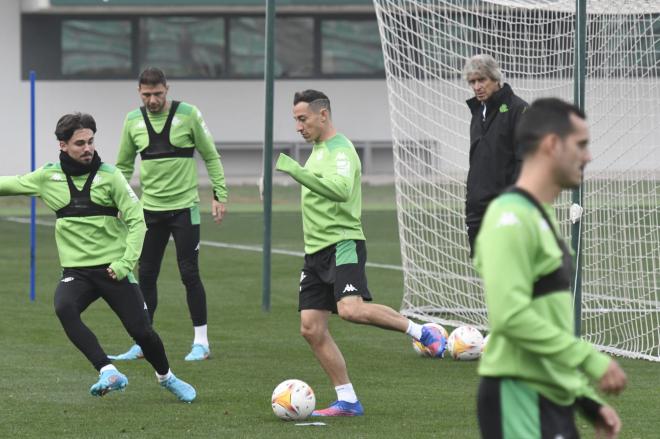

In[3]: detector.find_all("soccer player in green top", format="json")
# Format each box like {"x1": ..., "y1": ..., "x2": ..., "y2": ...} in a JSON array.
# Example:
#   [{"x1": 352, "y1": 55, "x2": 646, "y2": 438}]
[
  {"x1": 275, "y1": 90, "x2": 446, "y2": 417},
  {"x1": 111, "y1": 67, "x2": 228, "y2": 362},
  {"x1": 0, "y1": 113, "x2": 195, "y2": 402},
  {"x1": 474, "y1": 98, "x2": 627, "y2": 438}
]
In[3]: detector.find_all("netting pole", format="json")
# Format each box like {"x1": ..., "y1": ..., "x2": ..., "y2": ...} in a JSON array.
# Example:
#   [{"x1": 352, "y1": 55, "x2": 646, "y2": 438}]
[
  {"x1": 261, "y1": 0, "x2": 276, "y2": 312},
  {"x1": 572, "y1": 0, "x2": 587, "y2": 336},
  {"x1": 29, "y1": 70, "x2": 37, "y2": 302}
]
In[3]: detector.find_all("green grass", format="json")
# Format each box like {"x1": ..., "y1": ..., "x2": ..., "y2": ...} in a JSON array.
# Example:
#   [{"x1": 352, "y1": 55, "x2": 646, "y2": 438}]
[{"x1": 0, "y1": 185, "x2": 657, "y2": 438}]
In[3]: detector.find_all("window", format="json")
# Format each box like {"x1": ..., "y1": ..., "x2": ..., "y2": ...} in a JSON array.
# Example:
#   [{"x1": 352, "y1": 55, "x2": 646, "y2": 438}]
[
  {"x1": 229, "y1": 16, "x2": 313, "y2": 78},
  {"x1": 22, "y1": 13, "x2": 382, "y2": 80},
  {"x1": 321, "y1": 19, "x2": 384, "y2": 76},
  {"x1": 140, "y1": 17, "x2": 226, "y2": 78},
  {"x1": 61, "y1": 20, "x2": 132, "y2": 77}
]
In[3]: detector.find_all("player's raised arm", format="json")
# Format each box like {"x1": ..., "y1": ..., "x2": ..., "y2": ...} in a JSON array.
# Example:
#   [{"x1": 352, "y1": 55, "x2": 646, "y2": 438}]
[
  {"x1": 0, "y1": 168, "x2": 45, "y2": 198},
  {"x1": 275, "y1": 150, "x2": 353, "y2": 202}
]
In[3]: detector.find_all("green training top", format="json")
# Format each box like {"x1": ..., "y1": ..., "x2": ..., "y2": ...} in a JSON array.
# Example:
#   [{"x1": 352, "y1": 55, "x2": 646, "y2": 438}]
[
  {"x1": 474, "y1": 191, "x2": 611, "y2": 406},
  {"x1": 276, "y1": 133, "x2": 365, "y2": 254},
  {"x1": 116, "y1": 101, "x2": 228, "y2": 210},
  {"x1": 0, "y1": 163, "x2": 146, "y2": 280}
]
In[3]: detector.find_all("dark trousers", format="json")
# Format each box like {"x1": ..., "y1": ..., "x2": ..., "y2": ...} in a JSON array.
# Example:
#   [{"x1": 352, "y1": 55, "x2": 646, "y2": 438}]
[
  {"x1": 54, "y1": 267, "x2": 169, "y2": 374},
  {"x1": 467, "y1": 221, "x2": 481, "y2": 258},
  {"x1": 477, "y1": 377, "x2": 579, "y2": 439},
  {"x1": 139, "y1": 208, "x2": 207, "y2": 326}
]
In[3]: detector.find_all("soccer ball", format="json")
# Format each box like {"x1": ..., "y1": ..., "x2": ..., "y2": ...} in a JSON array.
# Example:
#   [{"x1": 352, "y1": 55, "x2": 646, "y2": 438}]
[
  {"x1": 412, "y1": 323, "x2": 448, "y2": 358},
  {"x1": 447, "y1": 325, "x2": 484, "y2": 361},
  {"x1": 482, "y1": 334, "x2": 490, "y2": 353},
  {"x1": 271, "y1": 379, "x2": 316, "y2": 421}
]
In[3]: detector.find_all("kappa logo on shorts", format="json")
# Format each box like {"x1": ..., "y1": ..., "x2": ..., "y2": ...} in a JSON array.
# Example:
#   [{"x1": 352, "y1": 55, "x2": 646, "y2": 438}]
[
  {"x1": 61, "y1": 277, "x2": 75, "y2": 283},
  {"x1": 342, "y1": 284, "x2": 358, "y2": 293},
  {"x1": 299, "y1": 272, "x2": 306, "y2": 292}
]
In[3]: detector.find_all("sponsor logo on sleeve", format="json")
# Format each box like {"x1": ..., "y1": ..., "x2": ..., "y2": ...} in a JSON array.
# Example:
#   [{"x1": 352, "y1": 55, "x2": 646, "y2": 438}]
[
  {"x1": 496, "y1": 211, "x2": 520, "y2": 228},
  {"x1": 125, "y1": 183, "x2": 140, "y2": 203},
  {"x1": 197, "y1": 109, "x2": 212, "y2": 136},
  {"x1": 336, "y1": 152, "x2": 350, "y2": 177}
]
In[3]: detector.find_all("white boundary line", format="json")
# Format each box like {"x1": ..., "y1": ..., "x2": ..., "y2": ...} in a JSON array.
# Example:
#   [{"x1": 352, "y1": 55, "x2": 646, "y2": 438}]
[{"x1": 3, "y1": 216, "x2": 403, "y2": 271}]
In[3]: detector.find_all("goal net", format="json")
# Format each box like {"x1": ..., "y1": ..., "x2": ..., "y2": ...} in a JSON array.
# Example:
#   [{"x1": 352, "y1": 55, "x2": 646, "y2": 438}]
[{"x1": 373, "y1": 0, "x2": 660, "y2": 361}]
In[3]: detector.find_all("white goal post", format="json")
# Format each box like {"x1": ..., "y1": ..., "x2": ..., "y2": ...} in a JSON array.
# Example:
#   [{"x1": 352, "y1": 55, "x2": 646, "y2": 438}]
[{"x1": 372, "y1": 0, "x2": 660, "y2": 361}]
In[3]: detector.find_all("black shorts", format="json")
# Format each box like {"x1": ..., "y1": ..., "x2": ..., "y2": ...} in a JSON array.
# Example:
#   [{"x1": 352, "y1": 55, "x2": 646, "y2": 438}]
[
  {"x1": 298, "y1": 240, "x2": 372, "y2": 313},
  {"x1": 477, "y1": 377, "x2": 579, "y2": 439}
]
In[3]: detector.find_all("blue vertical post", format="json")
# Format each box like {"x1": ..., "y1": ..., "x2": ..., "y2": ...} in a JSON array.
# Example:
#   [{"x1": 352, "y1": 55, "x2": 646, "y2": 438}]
[{"x1": 29, "y1": 71, "x2": 37, "y2": 302}]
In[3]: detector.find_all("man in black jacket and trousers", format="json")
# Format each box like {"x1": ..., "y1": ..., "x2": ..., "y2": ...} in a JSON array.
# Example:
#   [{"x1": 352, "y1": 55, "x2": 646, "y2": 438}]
[{"x1": 464, "y1": 54, "x2": 528, "y2": 257}]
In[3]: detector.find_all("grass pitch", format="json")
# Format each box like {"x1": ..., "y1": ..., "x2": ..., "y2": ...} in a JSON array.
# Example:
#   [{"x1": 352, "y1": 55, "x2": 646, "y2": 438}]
[{"x1": 0, "y1": 185, "x2": 656, "y2": 438}]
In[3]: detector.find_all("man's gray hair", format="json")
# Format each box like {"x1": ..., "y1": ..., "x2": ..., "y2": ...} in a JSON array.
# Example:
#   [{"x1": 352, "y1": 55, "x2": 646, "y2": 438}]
[{"x1": 463, "y1": 54, "x2": 503, "y2": 84}]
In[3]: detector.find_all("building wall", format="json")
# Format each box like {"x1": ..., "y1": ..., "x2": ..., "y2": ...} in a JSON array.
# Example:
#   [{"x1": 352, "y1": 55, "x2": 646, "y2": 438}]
[{"x1": 3, "y1": 1, "x2": 396, "y2": 182}]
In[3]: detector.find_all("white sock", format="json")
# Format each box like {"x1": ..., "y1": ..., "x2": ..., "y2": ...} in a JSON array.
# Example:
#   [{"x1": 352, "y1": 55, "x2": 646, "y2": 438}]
[
  {"x1": 193, "y1": 325, "x2": 209, "y2": 347},
  {"x1": 406, "y1": 320, "x2": 423, "y2": 340},
  {"x1": 100, "y1": 364, "x2": 118, "y2": 374},
  {"x1": 156, "y1": 369, "x2": 173, "y2": 382},
  {"x1": 335, "y1": 383, "x2": 358, "y2": 403}
]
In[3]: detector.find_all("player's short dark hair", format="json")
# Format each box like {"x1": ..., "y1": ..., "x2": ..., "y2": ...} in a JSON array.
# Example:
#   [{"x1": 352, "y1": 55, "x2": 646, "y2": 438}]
[
  {"x1": 139, "y1": 67, "x2": 167, "y2": 87},
  {"x1": 516, "y1": 98, "x2": 586, "y2": 157},
  {"x1": 54, "y1": 113, "x2": 97, "y2": 142},
  {"x1": 293, "y1": 89, "x2": 331, "y2": 115}
]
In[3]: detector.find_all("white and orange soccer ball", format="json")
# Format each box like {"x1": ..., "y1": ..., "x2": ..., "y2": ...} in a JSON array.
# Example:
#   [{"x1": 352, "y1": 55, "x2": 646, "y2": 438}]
[
  {"x1": 412, "y1": 323, "x2": 449, "y2": 357},
  {"x1": 447, "y1": 325, "x2": 484, "y2": 360},
  {"x1": 271, "y1": 379, "x2": 316, "y2": 421},
  {"x1": 482, "y1": 333, "x2": 490, "y2": 353}
]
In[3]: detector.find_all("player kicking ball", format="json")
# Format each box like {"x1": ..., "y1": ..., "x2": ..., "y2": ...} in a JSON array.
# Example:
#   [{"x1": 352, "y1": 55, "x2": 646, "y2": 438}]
[
  {"x1": 0, "y1": 113, "x2": 195, "y2": 402},
  {"x1": 274, "y1": 90, "x2": 445, "y2": 416}
]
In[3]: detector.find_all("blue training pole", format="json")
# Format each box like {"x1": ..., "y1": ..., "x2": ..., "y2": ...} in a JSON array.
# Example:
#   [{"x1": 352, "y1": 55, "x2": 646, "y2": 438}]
[{"x1": 29, "y1": 70, "x2": 36, "y2": 302}]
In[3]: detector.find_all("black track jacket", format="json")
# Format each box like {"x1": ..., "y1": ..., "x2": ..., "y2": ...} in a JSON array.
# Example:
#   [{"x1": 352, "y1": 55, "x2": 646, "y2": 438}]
[{"x1": 465, "y1": 83, "x2": 528, "y2": 226}]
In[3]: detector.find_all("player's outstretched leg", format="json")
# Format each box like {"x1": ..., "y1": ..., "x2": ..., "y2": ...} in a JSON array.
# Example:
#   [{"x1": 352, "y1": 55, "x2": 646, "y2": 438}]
[
  {"x1": 108, "y1": 343, "x2": 144, "y2": 361},
  {"x1": 89, "y1": 366, "x2": 128, "y2": 397},
  {"x1": 158, "y1": 370, "x2": 197, "y2": 403},
  {"x1": 312, "y1": 400, "x2": 364, "y2": 417}
]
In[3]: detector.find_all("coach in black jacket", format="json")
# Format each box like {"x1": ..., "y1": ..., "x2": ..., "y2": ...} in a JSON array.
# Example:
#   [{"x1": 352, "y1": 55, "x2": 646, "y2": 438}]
[{"x1": 464, "y1": 54, "x2": 528, "y2": 256}]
